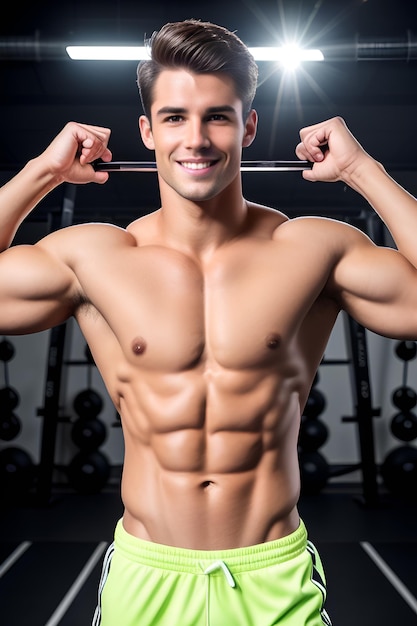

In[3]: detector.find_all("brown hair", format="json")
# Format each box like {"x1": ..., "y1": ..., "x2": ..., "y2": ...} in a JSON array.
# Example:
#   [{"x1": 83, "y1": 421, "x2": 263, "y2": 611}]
[{"x1": 137, "y1": 19, "x2": 258, "y2": 121}]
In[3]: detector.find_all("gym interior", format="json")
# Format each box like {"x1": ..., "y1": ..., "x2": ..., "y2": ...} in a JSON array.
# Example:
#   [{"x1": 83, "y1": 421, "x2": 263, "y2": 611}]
[{"x1": 1, "y1": 2, "x2": 417, "y2": 625}]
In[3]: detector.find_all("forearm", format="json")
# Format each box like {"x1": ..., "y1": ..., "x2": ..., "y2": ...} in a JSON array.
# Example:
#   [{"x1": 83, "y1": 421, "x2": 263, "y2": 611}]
[
  {"x1": 0, "y1": 122, "x2": 112, "y2": 252},
  {"x1": 0, "y1": 156, "x2": 62, "y2": 251},
  {"x1": 344, "y1": 157, "x2": 417, "y2": 266}
]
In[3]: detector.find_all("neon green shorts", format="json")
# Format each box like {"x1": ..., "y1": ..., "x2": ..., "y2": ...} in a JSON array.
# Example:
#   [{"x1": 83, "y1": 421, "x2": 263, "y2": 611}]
[{"x1": 92, "y1": 519, "x2": 331, "y2": 626}]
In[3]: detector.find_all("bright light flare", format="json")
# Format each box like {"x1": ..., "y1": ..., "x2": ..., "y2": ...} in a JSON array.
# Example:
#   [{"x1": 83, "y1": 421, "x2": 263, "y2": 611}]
[{"x1": 249, "y1": 45, "x2": 324, "y2": 69}]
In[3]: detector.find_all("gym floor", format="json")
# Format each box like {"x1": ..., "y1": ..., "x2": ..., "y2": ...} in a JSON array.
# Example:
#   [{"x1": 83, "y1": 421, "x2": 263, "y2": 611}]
[{"x1": 0, "y1": 482, "x2": 416, "y2": 626}]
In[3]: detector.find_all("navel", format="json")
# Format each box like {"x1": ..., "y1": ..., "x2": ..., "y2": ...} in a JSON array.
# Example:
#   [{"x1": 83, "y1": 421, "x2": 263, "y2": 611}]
[
  {"x1": 131, "y1": 336, "x2": 147, "y2": 355},
  {"x1": 200, "y1": 480, "x2": 215, "y2": 490},
  {"x1": 265, "y1": 333, "x2": 281, "y2": 350}
]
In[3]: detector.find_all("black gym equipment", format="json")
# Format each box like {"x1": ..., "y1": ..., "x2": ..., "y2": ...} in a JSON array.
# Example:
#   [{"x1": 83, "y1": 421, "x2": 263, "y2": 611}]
[
  {"x1": 381, "y1": 445, "x2": 417, "y2": 498},
  {"x1": 394, "y1": 340, "x2": 417, "y2": 362},
  {"x1": 303, "y1": 388, "x2": 327, "y2": 419},
  {"x1": 391, "y1": 386, "x2": 417, "y2": 411},
  {"x1": 0, "y1": 446, "x2": 35, "y2": 496},
  {"x1": 338, "y1": 313, "x2": 381, "y2": 506},
  {"x1": 384, "y1": 339, "x2": 417, "y2": 492},
  {"x1": 36, "y1": 184, "x2": 77, "y2": 504},
  {"x1": 67, "y1": 450, "x2": 111, "y2": 494},
  {"x1": 94, "y1": 159, "x2": 313, "y2": 173},
  {"x1": 73, "y1": 388, "x2": 104, "y2": 419},
  {"x1": 298, "y1": 380, "x2": 329, "y2": 485},
  {"x1": 0, "y1": 412, "x2": 21, "y2": 441},
  {"x1": 299, "y1": 450, "x2": 330, "y2": 495},
  {"x1": 390, "y1": 412, "x2": 417, "y2": 442},
  {"x1": 0, "y1": 338, "x2": 15, "y2": 362},
  {"x1": 298, "y1": 417, "x2": 329, "y2": 452},
  {"x1": 0, "y1": 339, "x2": 22, "y2": 444},
  {"x1": 314, "y1": 305, "x2": 381, "y2": 505},
  {"x1": 71, "y1": 416, "x2": 107, "y2": 451},
  {"x1": 0, "y1": 385, "x2": 20, "y2": 411},
  {"x1": 0, "y1": 340, "x2": 18, "y2": 405}
]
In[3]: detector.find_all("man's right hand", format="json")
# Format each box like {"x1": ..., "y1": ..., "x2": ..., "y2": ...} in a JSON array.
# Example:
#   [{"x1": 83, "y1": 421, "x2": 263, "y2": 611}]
[{"x1": 41, "y1": 121, "x2": 112, "y2": 185}]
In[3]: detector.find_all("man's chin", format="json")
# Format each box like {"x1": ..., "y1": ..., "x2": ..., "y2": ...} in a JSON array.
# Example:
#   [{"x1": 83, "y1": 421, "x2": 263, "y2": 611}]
[{"x1": 178, "y1": 185, "x2": 222, "y2": 204}]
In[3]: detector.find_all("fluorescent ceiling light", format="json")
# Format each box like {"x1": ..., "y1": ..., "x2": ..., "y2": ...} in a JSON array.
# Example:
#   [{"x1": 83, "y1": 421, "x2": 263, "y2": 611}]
[
  {"x1": 66, "y1": 45, "x2": 324, "y2": 63},
  {"x1": 66, "y1": 46, "x2": 150, "y2": 60}
]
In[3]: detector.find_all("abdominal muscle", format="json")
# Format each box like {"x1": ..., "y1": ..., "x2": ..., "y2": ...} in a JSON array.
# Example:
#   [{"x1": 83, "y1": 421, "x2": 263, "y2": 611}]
[{"x1": 118, "y1": 367, "x2": 303, "y2": 550}]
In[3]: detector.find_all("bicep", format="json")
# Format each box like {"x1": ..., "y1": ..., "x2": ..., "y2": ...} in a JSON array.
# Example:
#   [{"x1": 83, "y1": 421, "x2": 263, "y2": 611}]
[
  {"x1": 0, "y1": 244, "x2": 77, "y2": 334},
  {"x1": 333, "y1": 244, "x2": 417, "y2": 339}
]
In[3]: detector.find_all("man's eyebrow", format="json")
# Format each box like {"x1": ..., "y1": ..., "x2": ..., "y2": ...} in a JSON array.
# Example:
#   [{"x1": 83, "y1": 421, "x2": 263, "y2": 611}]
[
  {"x1": 155, "y1": 105, "x2": 237, "y2": 116},
  {"x1": 205, "y1": 106, "x2": 237, "y2": 115},
  {"x1": 156, "y1": 107, "x2": 186, "y2": 117}
]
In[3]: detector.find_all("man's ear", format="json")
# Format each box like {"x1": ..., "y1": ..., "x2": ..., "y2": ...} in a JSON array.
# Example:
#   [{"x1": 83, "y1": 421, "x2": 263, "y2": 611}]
[
  {"x1": 242, "y1": 109, "x2": 258, "y2": 148},
  {"x1": 139, "y1": 115, "x2": 155, "y2": 150}
]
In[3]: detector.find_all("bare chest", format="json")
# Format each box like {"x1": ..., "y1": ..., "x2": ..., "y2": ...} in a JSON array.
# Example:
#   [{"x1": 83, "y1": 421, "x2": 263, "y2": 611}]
[{"x1": 77, "y1": 243, "x2": 333, "y2": 372}]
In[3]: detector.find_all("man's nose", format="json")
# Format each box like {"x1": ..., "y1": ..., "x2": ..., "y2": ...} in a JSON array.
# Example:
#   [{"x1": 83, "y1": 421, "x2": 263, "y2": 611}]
[{"x1": 184, "y1": 120, "x2": 211, "y2": 149}]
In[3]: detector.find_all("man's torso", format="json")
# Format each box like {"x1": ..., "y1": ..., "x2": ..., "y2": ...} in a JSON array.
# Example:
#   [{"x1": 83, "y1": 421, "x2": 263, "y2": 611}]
[{"x1": 64, "y1": 205, "x2": 341, "y2": 548}]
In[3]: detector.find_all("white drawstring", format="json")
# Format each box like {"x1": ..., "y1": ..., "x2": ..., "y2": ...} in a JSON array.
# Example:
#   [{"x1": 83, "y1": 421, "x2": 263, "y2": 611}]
[{"x1": 203, "y1": 560, "x2": 236, "y2": 588}]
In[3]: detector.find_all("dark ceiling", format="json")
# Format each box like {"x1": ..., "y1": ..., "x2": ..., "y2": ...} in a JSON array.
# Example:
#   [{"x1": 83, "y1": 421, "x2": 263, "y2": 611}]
[{"x1": 1, "y1": 0, "x2": 417, "y2": 230}]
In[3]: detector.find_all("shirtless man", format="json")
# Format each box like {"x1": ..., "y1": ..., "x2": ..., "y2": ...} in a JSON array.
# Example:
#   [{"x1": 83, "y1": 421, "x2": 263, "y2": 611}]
[{"x1": 1, "y1": 18, "x2": 417, "y2": 626}]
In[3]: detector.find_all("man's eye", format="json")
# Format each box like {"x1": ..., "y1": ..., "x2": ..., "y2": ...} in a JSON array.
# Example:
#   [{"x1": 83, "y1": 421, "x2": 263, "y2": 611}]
[{"x1": 166, "y1": 115, "x2": 183, "y2": 122}]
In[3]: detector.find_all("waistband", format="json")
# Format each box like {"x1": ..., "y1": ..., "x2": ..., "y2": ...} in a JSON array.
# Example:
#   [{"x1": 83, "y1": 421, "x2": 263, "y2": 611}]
[{"x1": 114, "y1": 518, "x2": 307, "y2": 575}]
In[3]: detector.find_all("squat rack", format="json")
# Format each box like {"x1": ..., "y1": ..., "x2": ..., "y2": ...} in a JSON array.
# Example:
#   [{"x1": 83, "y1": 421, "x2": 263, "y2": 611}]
[{"x1": 36, "y1": 184, "x2": 76, "y2": 505}]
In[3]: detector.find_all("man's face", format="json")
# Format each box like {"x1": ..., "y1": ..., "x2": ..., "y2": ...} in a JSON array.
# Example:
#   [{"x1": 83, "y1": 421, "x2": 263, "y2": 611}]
[{"x1": 139, "y1": 69, "x2": 257, "y2": 204}]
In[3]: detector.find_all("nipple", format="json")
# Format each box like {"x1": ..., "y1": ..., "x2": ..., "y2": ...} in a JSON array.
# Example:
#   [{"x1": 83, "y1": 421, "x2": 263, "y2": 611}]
[
  {"x1": 131, "y1": 336, "x2": 147, "y2": 355},
  {"x1": 266, "y1": 333, "x2": 281, "y2": 350}
]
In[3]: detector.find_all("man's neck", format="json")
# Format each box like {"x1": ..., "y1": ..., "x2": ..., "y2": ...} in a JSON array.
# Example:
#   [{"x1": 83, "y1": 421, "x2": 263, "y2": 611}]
[{"x1": 157, "y1": 186, "x2": 248, "y2": 260}]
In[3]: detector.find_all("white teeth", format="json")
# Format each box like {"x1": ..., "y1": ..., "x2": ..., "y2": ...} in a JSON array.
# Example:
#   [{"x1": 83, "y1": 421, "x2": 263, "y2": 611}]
[{"x1": 181, "y1": 162, "x2": 212, "y2": 170}]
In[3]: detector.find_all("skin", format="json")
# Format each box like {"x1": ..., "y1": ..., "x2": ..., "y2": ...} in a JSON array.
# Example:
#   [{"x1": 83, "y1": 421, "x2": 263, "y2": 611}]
[{"x1": 1, "y1": 69, "x2": 417, "y2": 550}]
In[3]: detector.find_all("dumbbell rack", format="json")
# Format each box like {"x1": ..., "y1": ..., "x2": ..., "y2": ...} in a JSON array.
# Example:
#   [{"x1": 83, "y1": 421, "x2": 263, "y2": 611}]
[
  {"x1": 318, "y1": 316, "x2": 380, "y2": 506},
  {"x1": 36, "y1": 184, "x2": 76, "y2": 504},
  {"x1": 36, "y1": 322, "x2": 69, "y2": 503},
  {"x1": 341, "y1": 315, "x2": 380, "y2": 506}
]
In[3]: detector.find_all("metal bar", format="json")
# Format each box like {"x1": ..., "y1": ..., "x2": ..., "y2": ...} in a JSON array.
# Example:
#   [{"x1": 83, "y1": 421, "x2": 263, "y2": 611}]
[{"x1": 93, "y1": 160, "x2": 313, "y2": 172}]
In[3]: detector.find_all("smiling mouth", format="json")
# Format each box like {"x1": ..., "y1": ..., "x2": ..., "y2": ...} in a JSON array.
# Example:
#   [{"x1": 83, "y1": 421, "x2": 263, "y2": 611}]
[{"x1": 179, "y1": 160, "x2": 218, "y2": 170}]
